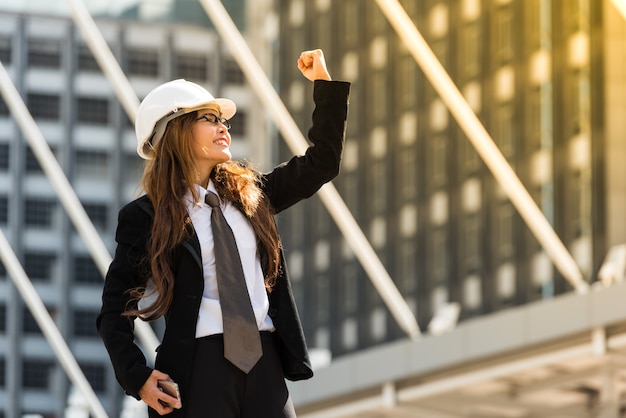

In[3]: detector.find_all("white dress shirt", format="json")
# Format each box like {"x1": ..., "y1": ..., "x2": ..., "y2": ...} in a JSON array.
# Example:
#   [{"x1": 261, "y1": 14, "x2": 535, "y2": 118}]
[{"x1": 184, "y1": 181, "x2": 275, "y2": 338}]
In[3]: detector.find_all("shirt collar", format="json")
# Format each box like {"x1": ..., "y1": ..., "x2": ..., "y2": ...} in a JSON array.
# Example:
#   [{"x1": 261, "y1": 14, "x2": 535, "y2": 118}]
[{"x1": 184, "y1": 180, "x2": 220, "y2": 208}]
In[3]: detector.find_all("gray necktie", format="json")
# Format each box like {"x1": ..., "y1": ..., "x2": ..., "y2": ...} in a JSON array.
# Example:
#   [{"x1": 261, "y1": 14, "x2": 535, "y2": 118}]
[{"x1": 205, "y1": 191, "x2": 263, "y2": 373}]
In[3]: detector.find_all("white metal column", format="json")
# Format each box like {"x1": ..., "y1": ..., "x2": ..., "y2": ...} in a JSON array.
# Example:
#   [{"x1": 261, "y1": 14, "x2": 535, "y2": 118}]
[{"x1": 375, "y1": 0, "x2": 588, "y2": 293}]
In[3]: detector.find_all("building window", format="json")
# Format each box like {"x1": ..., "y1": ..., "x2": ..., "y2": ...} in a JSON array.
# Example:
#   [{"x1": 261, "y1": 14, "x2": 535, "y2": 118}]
[
  {"x1": 229, "y1": 111, "x2": 246, "y2": 137},
  {"x1": 398, "y1": 55, "x2": 417, "y2": 109},
  {"x1": 494, "y1": 6, "x2": 513, "y2": 64},
  {"x1": 77, "y1": 45, "x2": 100, "y2": 72},
  {"x1": 25, "y1": 198, "x2": 56, "y2": 227},
  {"x1": 399, "y1": 147, "x2": 417, "y2": 200},
  {"x1": 124, "y1": 154, "x2": 144, "y2": 183},
  {"x1": 83, "y1": 202, "x2": 108, "y2": 230},
  {"x1": 0, "y1": 358, "x2": 5, "y2": 388},
  {"x1": 76, "y1": 97, "x2": 110, "y2": 125},
  {"x1": 0, "y1": 196, "x2": 9, "y2": 225},
  {"x1": 0, "y1": 95, "x2": 8, "y2": 116},
  {"x1": 127, "y1": 48, "x2": 159, "y2": 77},
  {"x1": 75, "y1": 150, "x2": 110, "y2": 178},
  {"x1": 463, "y1": 213, "x2": 482, "y2": 272},
  {"x1": 28, "y1": 39, "x2": 61, "y2": 69},
  {"x1": 224, "y1": 59, "x2": 244, "y2": 84},
  {"x1": 0, "y1": 36, "x2": 11, "y2": 64},
  {"x1": 23, "y1": 307, "x2": 42, "y2": 334},
  {"x1": 81, "y1": 363, "x2": 106, "y2": 393},
  {"x1": 25, "y1": 147, "x2": 49, "y2": 173},
  {"x1": 431, "y1": 227, "x2": 449, "y2": 282},
  {"x1": 175, "y1": 53, "x2": 208, "y2": 81},
  {"x1": 73, "y1": 309, "x2": 98, "y2": 337},
  {"x1": 73, "y1": 256, "x2": 101, "y2": 284},
  {"x1": 344, "y1": 0, "x2": 360, "y2": 47},
  {"x1": 430, "y1": 135, "x2": 448, "y2": 187},
  {"x1": 496, "y1": 202, "x2": 514, "y2": 259},
  {"x1": 27, "y1": 93, "x2": 61, "y2": 120},
  {"x1": 0, "y1": 144, "x2": 8, "y2": 170},
  {"x1": 0, "y1": 304, "x2": 5, "y2": 332},
  {"x1": 461, "y1": 23, "x2": 481, "y2": 78},
  {"x1": 22, "y1": 360, "x2": 54, "y2": 389},
  {"x1": 24, "y1": 252, "x2": 56, "y2": 281}
]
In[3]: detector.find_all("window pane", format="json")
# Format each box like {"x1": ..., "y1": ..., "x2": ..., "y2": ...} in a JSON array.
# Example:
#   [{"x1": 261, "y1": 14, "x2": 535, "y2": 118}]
[
  {"x1": 127, "y1": 48, "x2": 159, "y2": 77},
  {"x1": 73, "y1": 256, "x2": 101, "y2": 284},
  {"x1": 175, "y1": 53, "x2": 208, "y2": 81},
  {"x1": 24, "y1": 252, "x2": 56, "y2": 281},
  {"x1": 83, "y1": 202, "x2": 108, "y2": 230},
  {"x1": 0, "y1": 95, "x2": 8, "y2": 116},
  {"x1": 0, "y1": 37, "x2": 11, "y2": 64},
  {"x1": 224, "y1": 59, "x2": 244, "y2": 84},
  {"x1": 73, "y1": 309, "x2": 98, "y2": 337},
  {"x1": 24, "y1": 198, "x2": 56, "y2": 227},
  {"x1": 22, "y1": 360, "x2": 54, "y2": 388},
  {"x1": 75, "y1": 150, "x2": 110, "y2": 178},
  {"x1": 22, "y1": 308, "x2": 42, "y2": 334},
  {"x1": 0, "y1": 304, "x2": 5, "y2": 332},
  {"x1": 0, "y1": 144, "x2": 8, "y2": 170},
  {"x1": 229, "y1": 111, "x2": 246, "y2": 137},
  {"x1": 26, "y1": 148, "x2": 43, "y2": 173},
  {"x1": 28, "y1": 39, "x2": 61, "y2": 68},
  {"x1": 81, "y1": 363, "x2": 106, "y2": 393},
  {"x1": 76, "y1": 97, "x2": 109, "y2": 125},
  {"x1": 27, "y1": 93, "x2": 60, "y2": 120},
  {"x1": 124, "y1": 154, "x2": 144, "y2": 183},
  {"x1": 0, "y1": 358, "x2": 5, "y2": 388},
  {"x1": 77, "y1": 45, "x2": 100, "y2": 72}
]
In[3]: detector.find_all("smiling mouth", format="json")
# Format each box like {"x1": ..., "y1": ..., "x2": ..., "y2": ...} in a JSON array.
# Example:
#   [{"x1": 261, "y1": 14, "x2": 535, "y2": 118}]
[{"x1": 214, "y1": 138, "x2": 229, "y2": 146}]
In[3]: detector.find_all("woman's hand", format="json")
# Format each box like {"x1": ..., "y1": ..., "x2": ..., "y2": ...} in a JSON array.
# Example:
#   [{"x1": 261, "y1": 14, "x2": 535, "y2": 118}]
[
  {"x1": 297, "y1": 49, "x2": 332, "y2": 82},
  {"x1": 138, "y1": 369, "x2": 181, "y2": 415}
]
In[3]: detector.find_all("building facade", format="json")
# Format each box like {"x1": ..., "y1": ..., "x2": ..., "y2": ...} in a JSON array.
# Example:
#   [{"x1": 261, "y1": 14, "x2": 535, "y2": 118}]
[
  {"x1": 275, "y1": 0, "x2": 622, "y2": 361},
  {"x1": 0, "y1": 6, "x2": 261, "y2": 417}
]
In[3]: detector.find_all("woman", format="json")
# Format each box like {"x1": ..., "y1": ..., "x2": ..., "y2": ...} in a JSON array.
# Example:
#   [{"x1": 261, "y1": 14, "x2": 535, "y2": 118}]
[{"x1": 97, "y1": 49, "x2": 350, "y2": 417}]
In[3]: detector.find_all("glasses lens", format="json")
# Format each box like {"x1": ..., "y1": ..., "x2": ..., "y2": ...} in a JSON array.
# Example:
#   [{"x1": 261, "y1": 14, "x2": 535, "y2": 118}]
[{"x1": 197, "y1": 114, "x2": 230, "y2": 129}]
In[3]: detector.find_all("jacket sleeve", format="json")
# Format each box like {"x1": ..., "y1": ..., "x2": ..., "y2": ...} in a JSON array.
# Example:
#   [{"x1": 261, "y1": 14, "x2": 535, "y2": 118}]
[
  {"x1": 262, "y1": 79, "x2": 350, "y2": 213},
  {"x1": 96, "y1": 200, "x2": 153, "y2": 399}
]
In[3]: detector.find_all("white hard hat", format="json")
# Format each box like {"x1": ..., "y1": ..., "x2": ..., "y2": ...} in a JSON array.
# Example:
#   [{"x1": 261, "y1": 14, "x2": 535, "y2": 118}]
[{"x1": 135, "y1": 79, "x2": 236, "y2": 160}]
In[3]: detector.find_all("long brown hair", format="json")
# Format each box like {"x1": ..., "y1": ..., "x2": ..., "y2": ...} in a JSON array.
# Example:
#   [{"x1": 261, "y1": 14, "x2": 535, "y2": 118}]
[{"x1": 125, "y1": 112, "x2": 281, "y2": 321}]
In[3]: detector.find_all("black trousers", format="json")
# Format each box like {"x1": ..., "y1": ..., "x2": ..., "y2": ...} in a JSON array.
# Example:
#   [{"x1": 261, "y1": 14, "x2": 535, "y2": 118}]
[{"x1": 184, "y1": 331, "x2": 297, "y2": 418}]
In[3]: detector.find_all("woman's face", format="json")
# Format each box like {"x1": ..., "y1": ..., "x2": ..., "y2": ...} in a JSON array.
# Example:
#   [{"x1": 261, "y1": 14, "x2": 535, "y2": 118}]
[{"x1": 191, "y1": 107, "x2": 233, "y2": 171}]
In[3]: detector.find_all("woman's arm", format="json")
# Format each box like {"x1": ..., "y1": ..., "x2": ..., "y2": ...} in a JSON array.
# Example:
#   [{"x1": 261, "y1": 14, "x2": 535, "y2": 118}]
[{"x1": 262, "y1": 50, "x2": 350, "y2": 213}]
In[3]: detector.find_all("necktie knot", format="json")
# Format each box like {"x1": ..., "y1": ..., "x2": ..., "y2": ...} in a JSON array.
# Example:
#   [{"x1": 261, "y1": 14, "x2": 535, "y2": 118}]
[{"x1": 205, "y1": 191, "x2": 220, "y2": 208}]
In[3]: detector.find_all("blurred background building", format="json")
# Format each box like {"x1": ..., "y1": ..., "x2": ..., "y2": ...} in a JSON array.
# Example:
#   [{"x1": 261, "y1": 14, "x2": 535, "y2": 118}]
[{"x1": 1, "y1": 0, "x2": 626, "y2": 417}]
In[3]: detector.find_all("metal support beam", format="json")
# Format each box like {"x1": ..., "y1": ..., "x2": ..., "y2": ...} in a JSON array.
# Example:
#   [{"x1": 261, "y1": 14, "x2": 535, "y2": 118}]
[
  {"x1": 66, "y1": 0, "x2": 162, "y2": 353},
  {"x1": 200, "y1": 0, "x2": 421, "y2": 339},
  {"x1": 375, "y1": 0, "x2": 588, "y2": 293},
  {"x1": 0, "y1": 230, "x2": 109, "y2": 418},
  {"x1": 0, "y1": 59, "x2": 159, "y2": 358}
]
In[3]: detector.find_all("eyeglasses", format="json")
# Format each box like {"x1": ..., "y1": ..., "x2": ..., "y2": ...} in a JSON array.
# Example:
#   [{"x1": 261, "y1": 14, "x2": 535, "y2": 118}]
[{"x1": 195, "y1": 113, "x2": 231, "y2": 130}]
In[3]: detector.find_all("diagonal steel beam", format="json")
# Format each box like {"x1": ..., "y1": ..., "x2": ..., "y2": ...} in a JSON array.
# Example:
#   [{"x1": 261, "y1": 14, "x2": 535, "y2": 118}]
[
  {"x1": 65, "y1": 0, "x2": 161, "y2": 353},
  {"x1": 0, "y1": 226, "x2": 108, "y2": 418},
  {"x1": 375, "y1": 0, "x2": 587, "y2": 293},
  {"x1": 200, "y1": 0, "x2": 421, "y2": 339}
]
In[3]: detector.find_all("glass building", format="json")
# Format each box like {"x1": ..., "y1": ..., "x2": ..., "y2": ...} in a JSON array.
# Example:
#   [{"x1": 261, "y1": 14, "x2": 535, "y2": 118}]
[{"x1": 275, "y1": 0, "x2": 617, "y2": 360}]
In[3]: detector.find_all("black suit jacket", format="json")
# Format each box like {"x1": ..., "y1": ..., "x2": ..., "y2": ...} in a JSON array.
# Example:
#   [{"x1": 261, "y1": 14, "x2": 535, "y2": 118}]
[{"x1": 97, "y1": 80, "x2": 350, "y2": 417}]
